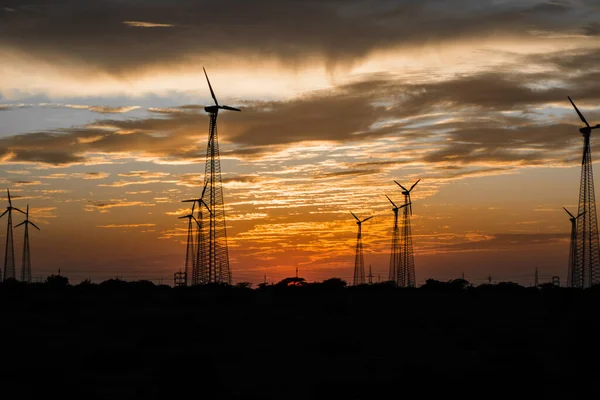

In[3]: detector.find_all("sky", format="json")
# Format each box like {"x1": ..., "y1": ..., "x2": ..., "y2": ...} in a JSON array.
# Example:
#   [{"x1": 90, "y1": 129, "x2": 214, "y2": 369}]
[{"x1": 1, "y1": 0, "x2": 600, "y2": 286}]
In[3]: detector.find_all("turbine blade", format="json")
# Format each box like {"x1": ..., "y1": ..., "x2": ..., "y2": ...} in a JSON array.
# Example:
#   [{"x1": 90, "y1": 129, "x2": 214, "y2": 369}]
[
  {"x1": 14, "y1": 221, "x2": 25, "y2": 228},
  {"x1": 399, "y1": 202, "x2": 410, "y2": 209},
  {"x1": 192, "y1": 216, "x2": 200, "y2": 227},
  {"x1": 362, "y1": 216, "x2": 374, "y2": 223},
  {"x1": 568, "y1": 96, "x2": 590, "y2": 128},
  {"x1": 577, "y1": 211, "x2": 586, "y2": 218},
  {"x1": 0, "y1": 209, "x2": 7, "y2": 219},
  {"x1": 26, "y1": 204, "x2": 29, "y2": 217},
  {"x1": 201, "y1": 181, "x2": 208, "y2": 200},
  {"x1": 201, "y1": 200, "x2": 212, "y2": 215},
  {"x1": 394, "y1": 180, "x2": 409, "y2": 191},
  {"x1": 191, "y1": 201, "x2": 195, "y2": 214},
  {"x1": 563, "y1": 207, "x2": 575, "y2": 219},
  {"x1": 7, "y1": 188, "x2": 11, "y2": 207},
  {"x1": 13, "y1": 207, "x2": 25, "y2": 214},
  {"x1": 385, "y1": 194, "x2": 398, "y2": 209},
  {"x1": 182, "y1": 199, "x2": 197, "y2": 203},
  {"x1": 30, "y1": 221, "x2": 40, "y2": 231},
  {"x1": 350, "y1": 211, "x2": 360, "y2": 222},
  {"x1": 410, "y1": 179, "x2": 421, "y2": 192},
  {"x1": 219, "y1": 105, "x2": 241, "y2": 112},
  {"x1": 203, "y1": 67, "x2": 219, "y2": 106},
  {"x1": 178, "y1": 215, "x2": 191, "y2": 219},
  {"x1": 409, "y1": 195, "x2": 413, "y2": 215}
]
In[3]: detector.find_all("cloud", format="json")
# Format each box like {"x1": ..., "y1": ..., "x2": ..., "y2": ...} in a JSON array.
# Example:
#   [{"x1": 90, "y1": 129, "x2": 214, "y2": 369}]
[
  {"x1": 123, "y1": 21, "x2": 174, "y2": 28},
  {"x1": 84, "y1": 200, "x2": 155, "y2": 212},
  {"x1": 97, "y1": 223, "x2": 156, "y2": 228},
  {"x1": 0, "y1": 0, "x2": 592, "y2": 76}
]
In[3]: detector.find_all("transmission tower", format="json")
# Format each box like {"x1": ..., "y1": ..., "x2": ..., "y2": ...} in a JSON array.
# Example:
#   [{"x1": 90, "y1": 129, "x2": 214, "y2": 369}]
[
  {"x1": 1, "y1": 189, "x2": 24, "y2": 281},
  {"x1": 15, "y1": 205, "x2": 39, "y2": 283},
  {"x1": 569, "y1": 97, "x2": 600, "y2": 288},
  {"x1": 395, "y1": 179, "x2": 420, "y2": 287},
  {"x1": 202, "y1": 68, "x2": 240, "y2": 285},
  {"x1": 351, "y1": 211, "x2": 373, "y2": 285}
]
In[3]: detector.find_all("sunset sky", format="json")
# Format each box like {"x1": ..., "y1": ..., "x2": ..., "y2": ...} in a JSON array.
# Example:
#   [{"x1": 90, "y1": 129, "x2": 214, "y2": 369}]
[{"x1": 1, "y1": 0, "x2": 600, "y2": 285}]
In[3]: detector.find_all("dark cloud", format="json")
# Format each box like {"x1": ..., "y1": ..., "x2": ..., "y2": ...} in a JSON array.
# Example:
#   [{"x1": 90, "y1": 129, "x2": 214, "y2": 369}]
[
  {"x1": 1, "y1": 47, "x2": 600, "y2": 170},
  {"x1": 0, "y1": 0, "x2": 595, "y2": 74}
]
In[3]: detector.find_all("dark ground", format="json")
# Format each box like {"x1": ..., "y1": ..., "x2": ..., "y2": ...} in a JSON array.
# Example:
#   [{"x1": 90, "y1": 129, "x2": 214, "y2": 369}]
[{"x1": 1, "y1": 277, "x2": 599, "y2": 399}]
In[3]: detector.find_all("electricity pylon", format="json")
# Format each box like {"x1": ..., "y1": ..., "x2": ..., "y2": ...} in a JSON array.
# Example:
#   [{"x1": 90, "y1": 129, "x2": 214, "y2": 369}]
[
  {"x1": 568, "y1": 97, "x2": 600, "y2": 288},
  {"x1": 0, "y1": 189, "x2": 24, "y2": 281},
  {"x1": 202, "y1": 68, "x2": 240, "y2": 284},
  {"x1": 15, "y1": 204, "x2": 40, "y2": 283},
  {"x1": 394, "y1": 179, "x2": 420, "y2": 287},
  {"x1": 182, "y1": 182, "x2": 211, "y2": 285},
  {"x1": 351, "y1": 211, "x2": 373, "y2": 286},
  {"x1": 386, "y1": 194, "x2": 409, "y2": 285}
]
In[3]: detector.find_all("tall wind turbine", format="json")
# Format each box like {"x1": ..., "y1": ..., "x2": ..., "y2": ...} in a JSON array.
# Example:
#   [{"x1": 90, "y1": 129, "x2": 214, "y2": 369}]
[
  {"x1": 568, "y1": 96, "x2": 600, "y2": 288},
  {"x1": 15, "y1": 205, "x2": 40, "y2": 283},
  {"x1": 564, "y1": 207, "x2": 585, "y2": 288},
  {"x1": 182, "y1": 182, "x2": 212, "y2": 285},
  {"x1": 351, "y1": 211, "x2": 373, "y2": 286},
  {"x1": 0, "y1": 189, "x2": 24, "y2": 281},
  {"x1": 202, "y1": 67, "x2": 240, "y2": 285},
  {"x1": 385, "y1": 195, "x2": 410, "y2": 285},
  {"x1": 394, "y1": 179, "x2": 421, "y2": 287},
  {"x1": 179, "y1": 202, "x2": 200, "y2": 286}
]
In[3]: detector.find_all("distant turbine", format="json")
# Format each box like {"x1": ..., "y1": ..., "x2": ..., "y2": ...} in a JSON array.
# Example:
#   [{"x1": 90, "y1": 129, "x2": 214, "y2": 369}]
[
  {"x1": 202, "y1": 67, "x2": 241, "y2": 285},
  {"x1": 385, "y1": 194, "x2": 410, "y2": 285},
  {"x1": 179, "y1": 202, "x2": 200, "y2": 286},
  {"x1": 15, "y1": 204, "x2": 40, "y2": 283},
  {"x1": 394, "y1": 179, "x2": 421, "y2": 287},
  {"x1": 0, "y1": 189, "x2": 24, "y2": 281},
  {"x1": 350, "y1": 211, "x2": 373, "y2": 286},
  {"x1": 182, "y1": 182, "x2": 212, "y2": 285},
  {"x1": 563, "y1": 207, "x2": 585, "y2": 288},
  {"x1": 568, "y1": 96, "x2": 600, "y2": 288}
]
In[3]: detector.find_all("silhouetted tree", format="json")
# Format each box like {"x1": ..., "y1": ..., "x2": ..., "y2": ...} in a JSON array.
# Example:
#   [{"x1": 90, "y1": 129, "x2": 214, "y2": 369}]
[
  {"x1": 235, "y1": 281, "x2": 253, "y2": 289},
  {"x1": 276, "y1": 277, "x2": 306, "y2": 287},
  {"x1": 321, "y1": 277, "x2": 347, "y2": 288},
  {"x1": 45, "y1": 274, "x2": 69, "y2": 286}
]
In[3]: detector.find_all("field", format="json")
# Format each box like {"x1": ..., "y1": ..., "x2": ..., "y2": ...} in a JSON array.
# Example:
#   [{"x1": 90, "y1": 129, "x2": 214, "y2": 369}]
[{"x1": 1, "y1": 278, "x2": 599, "y2": 399}]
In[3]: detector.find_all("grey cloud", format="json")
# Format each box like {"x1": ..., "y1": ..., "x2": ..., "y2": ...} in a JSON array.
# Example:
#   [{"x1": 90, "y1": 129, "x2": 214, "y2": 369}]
[{"x1": 0, "y1": 0, "x2": 595, "y2": 74}]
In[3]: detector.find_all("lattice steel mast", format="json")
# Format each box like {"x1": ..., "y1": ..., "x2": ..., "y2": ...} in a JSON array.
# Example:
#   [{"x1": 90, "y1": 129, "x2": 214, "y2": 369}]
[
  {"x1": 182, "y1": 182, "x2": 211, "y2": 285},
  {"x1": 15, "y1": 204, "x2": 40, "y2": 283},
  {"x1": 386, "y1": 194, "x2": 409, "y2": 285},
  {"x1": 351, "y1": 211, "x2": 373, "y2": 286},
  {"x1": 178, "y1": 202, "x2": 199, "y2": 286},
  {"x1": 394, "y1": 179, "x2": 420, "y2": 287},
  {"x1": 202, "y1": 68, "x2": 240, "y2": 284},
  {"x1": 568, "y1": 97, "x2": 600, "y2": 288},
  {"x1": 0, "y1": 189, "x2": 24, "y2": 281},
  {"x1": 564, "y1": 207, "x2": 584, "y2": 288}
]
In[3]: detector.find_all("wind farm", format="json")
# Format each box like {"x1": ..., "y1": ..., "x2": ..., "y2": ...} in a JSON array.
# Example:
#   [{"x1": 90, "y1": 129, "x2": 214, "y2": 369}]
[{"x1": 3, "y1": 1, "x2": 600, "y2": 397}]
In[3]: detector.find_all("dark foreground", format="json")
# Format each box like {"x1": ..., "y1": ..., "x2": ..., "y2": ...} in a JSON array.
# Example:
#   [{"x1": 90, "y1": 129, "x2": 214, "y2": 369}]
[{"x1": 1, "y1": 277, "x2": 599, "y2": 399}]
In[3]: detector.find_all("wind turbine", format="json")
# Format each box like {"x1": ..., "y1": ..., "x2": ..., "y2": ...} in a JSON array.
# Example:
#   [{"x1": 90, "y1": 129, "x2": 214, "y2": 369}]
[
  {"x1": 351, "y1": 211, "x2": 374, "y2": 286},
  {"x1": 568, "y1": 96, "x2": 600, "y2": 288},
  {"x1": 202, "y1": 67, "x2": 241, "y2": 285},
  {"x1": 15, "y1": 204, "x2": 40, "y2": 283},
  {"x1": 0, "y1": 189, "x2": 24, "y2": 281},
  {"x1": 182, "y1": 182, "x2": 212, "y2": 285},
  {"x1": 179, "y1": 202, "x2": 200, "y2": 287},
  {"x1": 385, "y1": 195, "x2": 410, "y2": 285},
  {"x1": 394, "y1": 179, "x2": 421, "y2": 287},
  {"x1": 564, "y1": 207, "x2": 585, "y2": 288}
]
